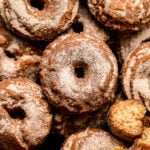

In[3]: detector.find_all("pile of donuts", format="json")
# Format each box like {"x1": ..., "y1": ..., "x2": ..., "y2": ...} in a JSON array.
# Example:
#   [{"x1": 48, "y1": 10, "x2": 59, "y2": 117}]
[{"x1": 0, "y1": 0, "x2": 150, "y2": 149}]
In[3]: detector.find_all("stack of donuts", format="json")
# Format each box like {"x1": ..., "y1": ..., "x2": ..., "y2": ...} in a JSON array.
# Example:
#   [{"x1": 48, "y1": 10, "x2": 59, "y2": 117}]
[{"x1": 0, "y1": 0, "x2": 150, "y2": 149}]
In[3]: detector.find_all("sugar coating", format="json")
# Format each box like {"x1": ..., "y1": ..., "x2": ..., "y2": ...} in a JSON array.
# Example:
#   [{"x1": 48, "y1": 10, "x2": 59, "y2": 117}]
[
  {"x1": 0, "y1": 78, "x2": 52, "y2": 150},
  {"x1": 61, "y1": 128, "x2": 126, "y2": 150},
  {"x1": 122, "y1": 42, "x2": 150, "y2": 111},
  {"x1": 0, "y1": 0, "x2": 79, "y2": 40},
  {"x1": 40, "y1": 33, "x2": 118, "y2": 113},
  {"x1": 119, "y1": 24, "x2": 150, "y2": 61},
  {"x1": 87, "y1": 0, "x2": 150, "y2": 31}
]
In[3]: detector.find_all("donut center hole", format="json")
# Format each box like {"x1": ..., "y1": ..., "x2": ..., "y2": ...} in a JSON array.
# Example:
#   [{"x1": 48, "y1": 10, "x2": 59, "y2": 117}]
[
  {"x1": 30, "y1": 0, "x2": 46, "y2": 10},
  {"x1": 4, "y1": 50, "x2": 16, "y2": 60},
  {"x1": 7, "y1": 107, "x2": 26, "y2": 120},
  {"x1": 142, "y1": 38, "x2": 150, "y2": 43},
  {"x1": 74, "y1": 62, "x2": 87, "y2": 78},
  {"x1": 72, "y1": 22, "x2": 84, "y2": 33}
]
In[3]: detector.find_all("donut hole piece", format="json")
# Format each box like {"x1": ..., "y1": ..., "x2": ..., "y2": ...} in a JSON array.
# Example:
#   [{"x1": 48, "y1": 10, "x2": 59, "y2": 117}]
[
  {"x1": 5, "y1": 106, "x2": 26, "y2": 120},
  {"x1": 30, "y1": 0, "x2": 46, "y2": 10},
  {"x1": 74, "y1": 62, "x2": 88, "y2": 78},
  {"x1": 72, "y1": 22, "x2": 84, "y2": 33}
]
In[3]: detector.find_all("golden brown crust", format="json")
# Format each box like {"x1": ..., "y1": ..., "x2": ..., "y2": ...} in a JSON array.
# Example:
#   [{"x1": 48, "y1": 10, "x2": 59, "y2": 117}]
[
  {"x1": 87, "y1": 0, "x2": 150, "y2": 32},
  {"x1": 108, "y1": 99, "x2": 146, "y2": 142},
  {"x1": 40, "y1": 33, "x2": 118, "y2": 113},
  {"x1": 0, "y1": 0, "x2": 79, "y2": 41},
  {"x1": 61, "y1": 128, "x2": 126, "y2": 150},
  {"x1": 0, "y1": 78, "x2": 53, "y2": 150},
  {"x1": 122, "y1": 42, "x2": 150, "y2": 112}
]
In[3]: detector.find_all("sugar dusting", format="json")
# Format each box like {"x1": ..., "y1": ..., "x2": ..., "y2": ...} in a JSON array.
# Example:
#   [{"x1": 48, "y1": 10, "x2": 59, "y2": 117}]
[
  {"x1": 41, "y1": 33, "x2": 118, "y2": 112},
  {"x1": 1, "y1": 0, "x2": 79, "y2": 40},
  {"x1": 0, "y1": 78, "x2": 52, "y2": 149},
  {"x1": 123, "y1": 43, "x2": 150, "y2": 111}
]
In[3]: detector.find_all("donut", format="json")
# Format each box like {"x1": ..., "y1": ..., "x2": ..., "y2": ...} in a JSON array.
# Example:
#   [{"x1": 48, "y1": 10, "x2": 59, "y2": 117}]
[
  {"x1": 0, "y1": 78, "x2": 52, "y2": 150},
  {"x1": 40, "y1": 33, "x2": 118, "y2": 114},
  {"x1": 61, "y1": 128, "x2": 126, "y2": 150},
  {"x1": 0, "y1": 19, "x2": 42, "y2": 82},
  {"x1": 87, "y1": 0, "x2": 150, "y2": 32},
  {"x1": 0, "y1": 0, "x2": 79, "y2": 41},
  {"x1": 52, "y1": 103, "x2": 109, "y2": 137},
  {"x1": 122, "y1": 42, "x2": 150, "y2": 112},
  {"x1": 108, "y1": 100, "x2": 146, "y2": 142},
  {"x1": 118, "y1": 24, "x2": 150, "y2": 63},
  {"x1": 66, "y1": 0, "x2": 109, "y2": 41}
]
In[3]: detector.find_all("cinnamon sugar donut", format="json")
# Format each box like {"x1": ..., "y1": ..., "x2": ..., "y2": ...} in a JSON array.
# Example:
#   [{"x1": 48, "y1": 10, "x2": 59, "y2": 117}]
[
  {"x1": 87, "y1": 0, "x2": 150, "y2": 32},
  {"x1": 0, "y1": 0, "x2": 79, "y2": 41},
  {"x1": 0, "y1": 19, "x2": 42, "y2": 82},
  {"x1": 122, "y1": 42, "x2": 150, "y2": 112},
  {"x1": 0, "y1": 78, "x2": 52, "y2": 150},
  {"x1": 40, "y1": 33, "x2": 118, "y2": 113},
  {"x1": 61, "y1": 128, "x2": 126, "y2": 150}
]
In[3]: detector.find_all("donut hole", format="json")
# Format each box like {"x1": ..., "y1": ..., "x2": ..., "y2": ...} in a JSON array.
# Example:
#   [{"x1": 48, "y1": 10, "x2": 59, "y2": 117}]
[
  {"x1": 142, "y1": 38, "x2": 150, "y2": 43},
  {"x1": 72, "y1": 22, "x2": 84, "y2": 33},
  {"x1": 30, "y1": 0, "x2": 46, "y2": 10},
  {"x1": 7, "y1": 107, "x2": 26, "y2": 120},
  {"x1": 74, "y1": 62, "x2": 88, "y2": 78},
  {"x1": 4, "y1": 50, "x2": 16, "y2": 60}
]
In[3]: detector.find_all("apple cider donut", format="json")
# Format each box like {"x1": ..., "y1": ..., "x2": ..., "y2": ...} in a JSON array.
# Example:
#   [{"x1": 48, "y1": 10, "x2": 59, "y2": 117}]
[
  {"x1": 0, "y1": 0, "x2": 79, "y2": 41},
  {"x1": 0, "y1": 78, "x2": 53, "y2": 150},
  {"x1": 0, "y1": 19, "x2": 42, "y2": 82},
  {"x1": 122, "y1": 42, "x2": 150, "y2": 112},
  {"x1": 87, "y1": 0, "x2": 150, "y2": 32},
  {"x1": 40, "y1": 33, "x2": 118, "y2": 114},
  {"x1": 61, "y1": 128, "x2": 126, "y2": 150}
]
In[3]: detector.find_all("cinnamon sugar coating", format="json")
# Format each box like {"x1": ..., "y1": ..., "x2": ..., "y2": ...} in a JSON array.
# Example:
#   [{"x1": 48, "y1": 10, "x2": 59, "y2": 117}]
[
  {"x1": 118, "y1": 24, "x2": 150, "y2": 62},
  {"x1": 87, "y1": 0, "x2": 150, "y2": 32},
  {"x1": 0, "y1": 20, "x2": 42, "y2": 82},
  {"x1": 0, "y1": 0, "x2": 79, "y2": 41},
  {"x1": 0, "y1": 78, "x2": 52, "y2": 150},
  {"x1": 40, "y1": 33, "x2": 118, "y2": 113},
  {"x1": 122, "y1": 42, "x2": 150, "y2": 112},
  {"x1": 61, "y1": 128, "x2": 126, "y2": 150}
]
